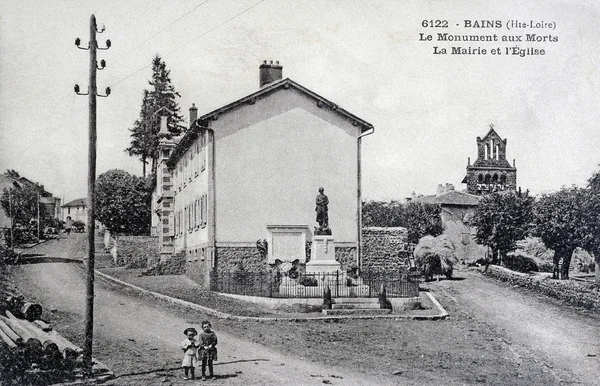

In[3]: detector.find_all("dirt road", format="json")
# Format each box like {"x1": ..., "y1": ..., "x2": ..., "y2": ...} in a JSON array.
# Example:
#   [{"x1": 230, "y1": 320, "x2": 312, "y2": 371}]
[
  {"x1": 9, "y1": 234, "x2": 400, "y2": 385},
  {"x1": 427, "y1": 271, "x2": 600, "y2": 385},
  {"x1": 8, "y1": 235, "x2": 600, "y2": 385}
]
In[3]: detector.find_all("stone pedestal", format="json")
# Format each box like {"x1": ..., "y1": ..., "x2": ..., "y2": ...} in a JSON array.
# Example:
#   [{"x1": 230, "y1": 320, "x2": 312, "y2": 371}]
[{"x1": 306, "y1": 236, "x2": 341, "y2": 274}]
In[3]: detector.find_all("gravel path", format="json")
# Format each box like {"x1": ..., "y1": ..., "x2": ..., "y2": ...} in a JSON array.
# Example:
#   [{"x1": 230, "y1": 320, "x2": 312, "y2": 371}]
[{"x1": 427, "y1": 271, "x2": 600, "y2": 385}]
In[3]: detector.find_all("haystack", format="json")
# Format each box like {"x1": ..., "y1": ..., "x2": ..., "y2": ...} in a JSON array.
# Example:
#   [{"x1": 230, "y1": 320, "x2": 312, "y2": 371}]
[{"x1": 414, "y1": 235, "x2": 458, "y2": 281}]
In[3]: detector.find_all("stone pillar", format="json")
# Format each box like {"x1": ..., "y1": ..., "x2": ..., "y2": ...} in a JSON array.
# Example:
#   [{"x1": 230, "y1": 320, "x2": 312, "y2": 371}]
[{"x1": 306, "y1": 236, "x2": 341, "y2": 273}]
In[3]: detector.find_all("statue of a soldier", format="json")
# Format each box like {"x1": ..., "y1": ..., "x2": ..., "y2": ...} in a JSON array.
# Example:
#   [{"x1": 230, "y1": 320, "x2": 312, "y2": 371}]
[{"x1": 315, "y1": 187, "x2": 331, "y2": 235}]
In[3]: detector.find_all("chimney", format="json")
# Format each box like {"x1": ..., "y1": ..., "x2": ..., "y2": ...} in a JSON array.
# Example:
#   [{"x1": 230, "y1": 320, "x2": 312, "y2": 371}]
[
  {"x1": 436, "y1": 184, "x2": 444, "y2": 195},
  {"x1": 189, "y1": 103, "x2": 198, "y2": 128},
  {"x1": 259, "y1": 60, "x2": 283, "y2": 87}
]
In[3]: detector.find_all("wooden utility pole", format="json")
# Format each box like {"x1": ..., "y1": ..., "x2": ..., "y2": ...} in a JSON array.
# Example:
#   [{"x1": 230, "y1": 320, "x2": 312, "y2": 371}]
[
  {"x1": 8, "y1": 189, "x2": 13, "y2": 251},
  {"x1": 37, "y1": 190, "x2": 40, "y2": 240},
  {"x1": 75, "y1": 14, "x2": 111, "y2": 374}
]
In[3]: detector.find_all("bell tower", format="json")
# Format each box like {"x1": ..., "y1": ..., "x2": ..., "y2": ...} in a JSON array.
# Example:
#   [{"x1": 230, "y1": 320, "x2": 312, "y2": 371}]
[{"x1": 462, "y1": 124, "x2": 517, "y2": 195}]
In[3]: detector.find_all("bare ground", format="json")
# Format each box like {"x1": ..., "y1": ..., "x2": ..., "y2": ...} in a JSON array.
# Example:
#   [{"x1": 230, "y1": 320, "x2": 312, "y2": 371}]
[{"x1": 5, "y1": 234, "x2": 600, "y2": 385}]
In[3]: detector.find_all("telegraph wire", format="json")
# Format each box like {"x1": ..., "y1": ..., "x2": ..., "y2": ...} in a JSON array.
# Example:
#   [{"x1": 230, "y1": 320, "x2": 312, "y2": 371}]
[
  {"x1": 112, "y1": 0, "x2": 212, "y2": 65},
  {"x1": 110, "y1": 0, "x2": 267, "y2": 88}
]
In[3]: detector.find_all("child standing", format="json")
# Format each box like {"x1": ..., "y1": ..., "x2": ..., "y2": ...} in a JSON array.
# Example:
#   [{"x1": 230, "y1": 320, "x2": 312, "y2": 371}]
[
  {"x1": 181, "y1": 327, "x2": 199, "y2": 380},
  {"x1": 199, "y1": 320, "x2": 218, "y2": 380}
]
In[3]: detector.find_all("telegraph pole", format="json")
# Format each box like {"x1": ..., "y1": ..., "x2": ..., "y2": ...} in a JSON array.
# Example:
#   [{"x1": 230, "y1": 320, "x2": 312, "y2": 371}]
[
  {"x1": 74, "y1": 14, "x2": 111, "y2": 374},
  {"x1": 8, "y1": 189, "x2": 13, "y2": 251},
  {"x1": 37, "y1": 190, "x2": 40, "y2": 240}
]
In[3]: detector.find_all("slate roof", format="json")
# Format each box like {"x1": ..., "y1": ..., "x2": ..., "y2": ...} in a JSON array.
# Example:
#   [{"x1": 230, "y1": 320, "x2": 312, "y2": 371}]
[
  {"x1": 167, "y1": 78, "x2": 374, "y2": 167},
  {"x1": 62, "y1": 198, "x2": 87, "y2": 207},
  {"x1": 414, "y1": 190, "x2": 481, "y2": 207}
]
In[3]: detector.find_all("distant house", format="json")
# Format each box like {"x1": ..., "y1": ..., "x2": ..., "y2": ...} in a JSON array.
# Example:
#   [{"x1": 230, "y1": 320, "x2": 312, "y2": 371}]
[
  {"x1": 0, "y1": 173, "x2": 62, "y2": 230},
  {"x1": 61, "y1": 198, "x2": 87, "y2": 225},
  {"x1": 411, "y1": 184, "x2": 486, "y2": 262},
  {"x1": 0, "y1": 174, "x2": 21, "y2": 230},
  {"x1": 153, "y1": 61, "x2": 374, "y2": 287}
]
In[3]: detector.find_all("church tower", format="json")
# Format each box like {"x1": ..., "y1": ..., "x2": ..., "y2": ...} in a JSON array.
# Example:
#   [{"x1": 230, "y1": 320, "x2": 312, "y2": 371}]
[{"x1": 462, "y1": 125, "x2": 517, "y2": 195}]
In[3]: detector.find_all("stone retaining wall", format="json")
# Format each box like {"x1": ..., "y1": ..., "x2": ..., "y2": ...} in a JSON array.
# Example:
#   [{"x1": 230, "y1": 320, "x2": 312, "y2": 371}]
[
  {"x1": 216, "y1": 246, "x2": 269, "y2": 274},
  {"x1": 143, "y1": 251, "x2": 186, "y2": 276},
  {"x1": 361, "y1": 227, "x2": 409, "y2": 271},
  {"x1": 115, "y1": 236, "x2": 158, "y2": 268},
  {"x1": 484, "y1": 265, "x2": 600, "y2": 312}
]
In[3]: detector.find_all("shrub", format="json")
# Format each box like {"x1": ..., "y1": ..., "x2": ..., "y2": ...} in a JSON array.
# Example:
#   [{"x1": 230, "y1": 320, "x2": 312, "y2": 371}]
[{"x1": 504, "y1": 251, "x2": 539, "y2": 273}]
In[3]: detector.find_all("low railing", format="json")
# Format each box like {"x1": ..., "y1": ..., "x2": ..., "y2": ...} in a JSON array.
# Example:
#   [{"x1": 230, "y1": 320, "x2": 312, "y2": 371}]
[{"x1": 210, "y1": 270, "x2": 419, "y2": 299}]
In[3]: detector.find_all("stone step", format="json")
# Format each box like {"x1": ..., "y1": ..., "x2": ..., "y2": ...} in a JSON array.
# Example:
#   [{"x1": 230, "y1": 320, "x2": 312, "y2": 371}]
[
  {"x1": 332, "y1": 303, "x2": 382, "y2": 310},
  {"x1": 334, "y1": 297, "x2": 380, "y2": 304},
  {"x1": 322, "y1": 308, "x2": 392, "y2": 316}
]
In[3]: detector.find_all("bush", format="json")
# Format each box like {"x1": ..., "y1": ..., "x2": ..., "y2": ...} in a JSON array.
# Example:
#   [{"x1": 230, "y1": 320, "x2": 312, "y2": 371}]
[{"x1": 504, "y1": 251, "x2": 539, "y2": 273}]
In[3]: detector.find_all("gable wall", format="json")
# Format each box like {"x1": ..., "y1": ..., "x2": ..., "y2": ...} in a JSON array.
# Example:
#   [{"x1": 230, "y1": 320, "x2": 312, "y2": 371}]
[{"x1": 211, "y1": 88, "x2": 363, "y2": 245}]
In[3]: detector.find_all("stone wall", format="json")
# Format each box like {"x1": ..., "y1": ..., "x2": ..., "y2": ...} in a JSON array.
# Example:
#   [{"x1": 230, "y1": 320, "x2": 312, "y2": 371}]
[
  {"x1": 116, "y1": 236, "x2": 158, "y2": 268},
  {"x1": 143, "y1": 251, "x2": 186, "y2": 276},
  {"x1": 361, "y1": 227, "x2": 409, "y2": 271},
  {"x1": 215, "y1": 246, "x2": 269, "y2": 274},
  {"x1": 485, "y1": 265, "x2": 600, "y2": 312},
  {"x1": 335, "y1": 247, "x2": 357, "y2": 271}
]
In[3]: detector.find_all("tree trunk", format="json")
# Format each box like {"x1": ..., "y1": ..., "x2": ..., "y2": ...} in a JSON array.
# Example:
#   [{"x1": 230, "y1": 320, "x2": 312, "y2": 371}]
[
  {"x1": 560, "y1": 248, "x2": 575, "y2": 280},
  {"x1": 142, "y1": 157, "x2": 146, "y2": 178}
]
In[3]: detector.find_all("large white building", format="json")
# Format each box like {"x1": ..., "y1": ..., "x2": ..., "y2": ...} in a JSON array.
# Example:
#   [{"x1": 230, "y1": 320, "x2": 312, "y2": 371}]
[{"x1": 153, "y1": 61, "x2": 374, "y2": 286}]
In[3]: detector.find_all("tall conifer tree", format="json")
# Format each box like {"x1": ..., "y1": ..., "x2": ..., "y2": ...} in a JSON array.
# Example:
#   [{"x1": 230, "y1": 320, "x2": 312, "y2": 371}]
[{"x1": 126, "y1": 55, "x2": 185, "y2": 176}]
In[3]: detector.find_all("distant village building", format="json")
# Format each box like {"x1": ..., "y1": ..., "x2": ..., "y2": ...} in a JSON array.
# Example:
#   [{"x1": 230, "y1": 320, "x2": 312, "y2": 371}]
[
  {"x1": 152, "y1": 61, "x2": 374, "y2": 287},
  {"x1": 61, "y1": 198, "x2": 87, "y2": 224},
  {"x1": 411, "y1": 184, "x2": 486, "y2": 262},
  {"x1": 0, "y1": 172, "x2": 62, "y2": 230},
  {"x1": 462, "y1": 125, "x2": 517, "y2": 195}
]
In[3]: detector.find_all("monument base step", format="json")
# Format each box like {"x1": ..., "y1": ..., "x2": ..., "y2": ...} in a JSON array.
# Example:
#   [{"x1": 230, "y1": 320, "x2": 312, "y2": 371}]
[
  {"x1": 322, "y1": 308, "x2": 392, "y2": 315},
  {"x1": 332, "y1": 302, "x2": 382, "y2": 310}
]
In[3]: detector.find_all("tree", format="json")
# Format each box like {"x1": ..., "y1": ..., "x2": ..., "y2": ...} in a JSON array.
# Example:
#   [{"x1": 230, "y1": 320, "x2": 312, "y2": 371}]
[
  {"x1": 126, "y1": 55, "x2": 185, "y2": 176},
  {"x1": 472, "y1": 190, "x2": 535, "y2": 264},
  {"x1": 582, "y1": 169, "x2": 600, "y2": 285},
  {"x1": 95, "y1": 169, "x2": 153, "y2": 235},
  {"x1": 0, "y1": 183, "x2": 51, "y2": 246},
  {"x1": 534, "y1": 187, "x2": 588, "y2": 280},
  {"x1": 404, "y1": 202, "x2": 444, "y2": 244},
  {"x1": 362, "y1": 200, "x2": 405, "y2": 227}
]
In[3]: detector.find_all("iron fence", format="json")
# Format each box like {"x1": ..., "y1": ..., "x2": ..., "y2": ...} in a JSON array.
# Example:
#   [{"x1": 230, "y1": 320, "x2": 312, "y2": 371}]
[{"x1": 210, "y1": 270, "x2": 419, "y2": 299}]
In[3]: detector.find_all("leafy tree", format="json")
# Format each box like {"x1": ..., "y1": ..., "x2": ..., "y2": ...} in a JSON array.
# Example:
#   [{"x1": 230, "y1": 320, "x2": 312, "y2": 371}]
[
  {"x1": 534, "y1": 187, "x2": 589, "y2": 280},
  {"x1": 582, "y1": 170, "x2": 600, "y2": 284},
  {"x1": 95, "y1": 169, "x2": 153, "y2": 235},
  {"x1": 126, "y1": 55, "x2": 185, "y2": 177},
  {"x1": 1, "y1": 184, "x2": 51, "y2": 246},
  {"x1": 472, "y1": 190, "x2": 535, "y2": 264},
  {"x1": 362, "y1": 200, "x2": 405, "y2": 227},
  {"x1": 362, "y1": 200, "x2": 443, "y2": 243},
  {"x1": 404, "y1": 202, "x2": 444, "y2": 244}
]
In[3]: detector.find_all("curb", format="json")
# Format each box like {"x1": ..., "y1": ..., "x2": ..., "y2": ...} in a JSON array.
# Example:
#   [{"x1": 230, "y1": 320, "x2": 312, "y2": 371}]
[{"x1": 95, "y1": 270, "x2": 449, "y2": 322}]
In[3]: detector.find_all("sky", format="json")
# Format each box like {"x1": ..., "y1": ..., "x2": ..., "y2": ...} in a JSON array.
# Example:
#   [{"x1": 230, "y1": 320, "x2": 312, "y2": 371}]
[{"x1": 1, "y1": 0, "x2": 599, "y2": 203}]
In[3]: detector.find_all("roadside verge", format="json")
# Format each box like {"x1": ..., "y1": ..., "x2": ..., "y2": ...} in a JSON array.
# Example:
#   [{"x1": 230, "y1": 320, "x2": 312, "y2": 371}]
[{"x1": 95, "y1": 269, "x2": 448, "y2": 321}]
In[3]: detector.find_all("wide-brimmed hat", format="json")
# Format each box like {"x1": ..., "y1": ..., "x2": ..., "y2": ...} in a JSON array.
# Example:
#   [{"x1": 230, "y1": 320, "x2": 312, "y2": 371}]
[{"x1": 183, "y1": 327, "x2": 198, "y2": 336}]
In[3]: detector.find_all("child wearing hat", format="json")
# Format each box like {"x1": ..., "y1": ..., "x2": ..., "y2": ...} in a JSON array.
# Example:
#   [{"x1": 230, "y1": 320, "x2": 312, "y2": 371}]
[
  {"x1": 181, "y1": 327, "x2": 199, "y2": 380},
  {"x1": 199, "y1": 320, "x2": 218, "y2": 380}
]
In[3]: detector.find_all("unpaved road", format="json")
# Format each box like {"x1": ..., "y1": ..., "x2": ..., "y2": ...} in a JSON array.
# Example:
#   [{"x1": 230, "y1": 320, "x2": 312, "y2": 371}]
[
  {"x1": 9, "y1": 234, "x2": 401, "y2": 385},
  {"x1": 428, "y1": 271, "x2": 600, "y2": 385},
  {"x1": 8, "y1": 234, "x2": 600, "y2": 385}
]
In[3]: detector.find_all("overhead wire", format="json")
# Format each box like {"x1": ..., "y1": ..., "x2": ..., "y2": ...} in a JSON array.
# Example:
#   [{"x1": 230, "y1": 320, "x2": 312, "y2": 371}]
[
  {"x1": 111, "y1": 0, "x2": 212, "y2": 65},
  {"x1": 110, "y1": 0, "x2": 267, "y2": 88}
]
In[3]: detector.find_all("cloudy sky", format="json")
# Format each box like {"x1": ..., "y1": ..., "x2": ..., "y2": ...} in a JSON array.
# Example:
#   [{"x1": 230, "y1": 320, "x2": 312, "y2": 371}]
[{"x1": 1, "y1": 0, "x2": 598, "y2": 202}]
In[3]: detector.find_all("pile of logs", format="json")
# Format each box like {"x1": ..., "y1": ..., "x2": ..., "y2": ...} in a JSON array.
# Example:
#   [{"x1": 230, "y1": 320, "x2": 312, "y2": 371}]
[{"x1": 0, "y1": 296, "x2": 82, "y2": 372}]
